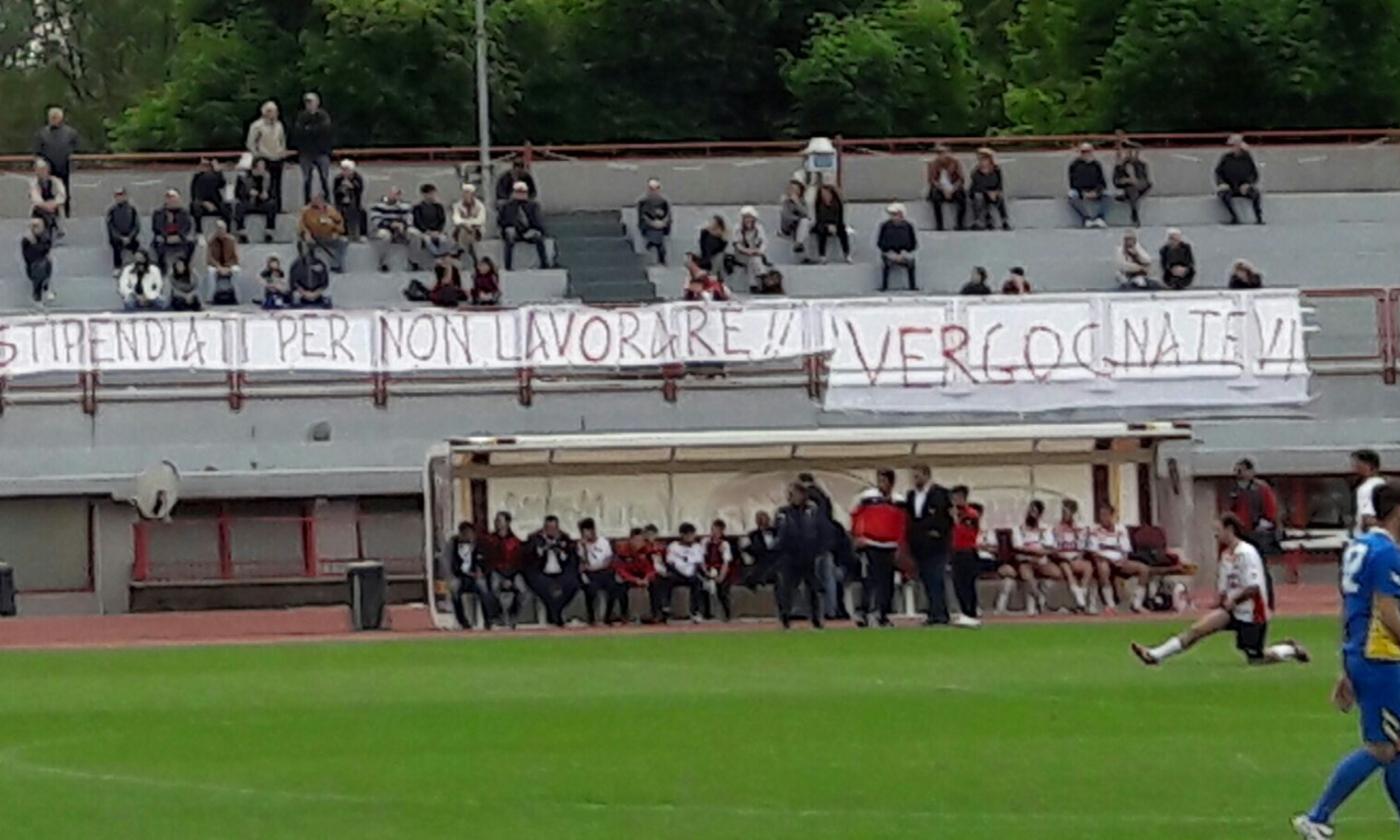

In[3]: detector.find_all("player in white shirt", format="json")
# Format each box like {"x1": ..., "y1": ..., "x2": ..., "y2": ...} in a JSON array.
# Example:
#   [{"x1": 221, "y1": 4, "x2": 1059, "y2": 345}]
[
  {"x1": 1353, "y1": 449, "x2": 1386, "y2": 538},
  {"x1": 576, "y1": 518, "x2": 616, "y2": 626},
  {"x1": 661, "y1": 522, "x2": 706, "y2": 623},
  {"x1": 1049, "y1": 499, "x2": 1093, "y2": 613},
  {"x1": 1084, "y1": 503, "x2": 1151, "y2": 613},
  {"x1": 1131, "y1": 513, "x2": 1309, "y2": 666},
  {"x1": 998, "y1": 500, "x2": 1055, "y2": 616}
]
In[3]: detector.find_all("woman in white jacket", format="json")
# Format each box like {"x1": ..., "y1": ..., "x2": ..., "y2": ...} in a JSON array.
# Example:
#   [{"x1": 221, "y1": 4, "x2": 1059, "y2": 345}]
[
  {"x1": 1115, "y1": 230, "x2": 1156, "y2": 289},
  {"x1": 117, "y1": 249, "x2": 165, "y2": 310}
]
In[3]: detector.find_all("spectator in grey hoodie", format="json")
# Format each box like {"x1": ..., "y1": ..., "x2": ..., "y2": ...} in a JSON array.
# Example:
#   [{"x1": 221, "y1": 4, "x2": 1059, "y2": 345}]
[
  {"x1": 637, "y1": 178, "x2": 672, "y2": 266},
  {"x1": 106, "y1": 188, "x2": 142, "y2": 274}
]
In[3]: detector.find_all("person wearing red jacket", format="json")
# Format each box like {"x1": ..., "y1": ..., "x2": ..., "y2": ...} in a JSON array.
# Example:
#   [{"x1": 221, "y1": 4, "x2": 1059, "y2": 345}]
[
  {"x1": 611, "y1": 528, "x2": 659, "y2": 624},
  {"x1": 851, "y1": 469, "x2": 907, "y2": 627},
  {"x1": 483, "y1": 511, "x2": 525, "y2": 628},
  {"x1": 949, "y1": 486, "x2": 987, "y2": 627}
]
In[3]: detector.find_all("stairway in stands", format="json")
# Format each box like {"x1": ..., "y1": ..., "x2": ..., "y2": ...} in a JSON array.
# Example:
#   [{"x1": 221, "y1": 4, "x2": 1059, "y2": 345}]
[{"x1": 551, "y1": 211, "x2": 657, "y2": 303}]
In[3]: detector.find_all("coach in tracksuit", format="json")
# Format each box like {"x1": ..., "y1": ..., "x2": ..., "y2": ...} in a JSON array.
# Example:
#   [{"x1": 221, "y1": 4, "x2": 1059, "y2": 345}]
[
  {"x1": 773, "y1": 482, "x2": 835, "y2": 629},
  {"x1": 851, "y1": 470, "x2": 907, "y2": 627},
  {"x1": 445, "y1": 522, "x2": 501, "y2": 630},
  {"x1": 906, "y1": 464, "x2": 954, "y2": 625},
  {"x1": 523, "y1": 516, "x2": 579, "y2": 627}
]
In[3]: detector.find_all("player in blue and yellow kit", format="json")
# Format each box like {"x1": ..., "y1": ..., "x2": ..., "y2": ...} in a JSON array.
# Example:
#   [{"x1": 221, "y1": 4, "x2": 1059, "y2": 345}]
[{"x1": 1294, "y1": 480, "x2": 1400, "y2": 839}]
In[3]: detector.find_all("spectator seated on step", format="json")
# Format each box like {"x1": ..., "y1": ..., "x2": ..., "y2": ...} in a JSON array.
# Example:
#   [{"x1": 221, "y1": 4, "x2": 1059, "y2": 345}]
[
  {"x1": 428, "y1": 250, "x2": 470, "y2": 308},
  {"x1": 168, "y1": 257, "x2": 202, "y2": 312},
  {"x1": 1067, "y1": 142, "x2": 1109, "y2": 228},
  {"x1": 1215, "y1": 134, "x2": 1264, "y2": 225},
  {"x1": 696, "y1": 215, "x2": 730, "y2": 276},
  {"x1": 118, "y1": 249, "x2": 165, "y2": 311},
  {"x1": 298, "y1": 193, "x2": 348, "y2": 273},
  {"x1": 498, "y1": 181, "x2": 550, "y2": 271},
  {"x1": 1001, "y1": 266, "x2": 1032, "y2": 295},
  {"x1": 1159, "y1": 228, "x2": 1196, "y2": 290},
  {"x1": 1227, "y1": 258, "x2": 1264, "y2": 290},
  {"x1": 244, "y1": 158, "x2": 280, "y2": 243},
  {"x1": 637, "y1": 178, "x2": 673, "y2": 266},
  {"x1": 189, "y1": 157, "x2": 229, "y2": 231},
  {"x1": 960, "y1": 266, "x2": 992, "y2": 296},
  {"x1": 370, "y1": 187, "x2": 415, "y2": 272},
  {"x1": 290, "y1": 242, "x2": 333, "y2": 308},
  {"x1": 411, "y1": 183, "x2": 454, "y2": 270},
  {"x1": 682, "y1": 252, "x2": 730, "y2": 302},
  {"x1": 1115, "y1": 230, "x2": 1157, "y2": 290},
  {"x1": 106, "y1": 187, "x2": 142, "y2": 275},
  {"x1": 969, "y1": 147, "x2": 1011, "y2": 231},
  {"x1": 876, "y1": 203, "x2": 918, "y2": 292},
  {"x1": 206, "y1": 221, "x2": 241, "y2": 305},
  {"x1": 813, "y1": 184, "x2": 851, "y2": 264},
  {"x1": 750, "y1": 269, "x2": 785, "y2": 296},
  {"x1": 926, "y1": 144, "x2": 967, "y2": 232},
  {"x1": 151, "y1": 189, "x2": 196, "y2": 273},
  {"x1": 21, "y1": 218, "x2": 54, "y2": 304},
  {"x1": 1112, "y1": 141, "x2": 1152, "y2": 226},
  {"x1": 471, "y1": 256, "x2": 502, "y2": 306},
  {"x1": 778, "y1": 179, "x2": 814, "y2": 262},
  {"x1": 333, "y1": 159, "x2": 367, "y2": 241},
  {"x1": 732, "y1": 206, "x2": 770, "y2": 291},
  {"x1": 494, "y1": 157, "x2": 537, "y2": 212},
  {"x1": 29, "y1": 158, "x2": 67, "y2": 239},
  {"x1": 451, "y1": 183, "x2": 487, "y2": 264},
  {"x1": 258, "y1": 255, "x2": 291, "y2": 309}
]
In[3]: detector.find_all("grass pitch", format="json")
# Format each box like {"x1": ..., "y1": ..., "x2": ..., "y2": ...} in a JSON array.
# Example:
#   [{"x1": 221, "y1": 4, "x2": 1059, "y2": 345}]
[{"x1": 0, "y1": 617, "x2": 1394, "y2": 839}]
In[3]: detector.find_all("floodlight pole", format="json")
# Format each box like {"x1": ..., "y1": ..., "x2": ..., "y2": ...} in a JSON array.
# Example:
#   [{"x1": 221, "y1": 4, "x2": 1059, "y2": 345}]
[{"x1": 475, "y1": 0, "x2": 492, "y2": 184}]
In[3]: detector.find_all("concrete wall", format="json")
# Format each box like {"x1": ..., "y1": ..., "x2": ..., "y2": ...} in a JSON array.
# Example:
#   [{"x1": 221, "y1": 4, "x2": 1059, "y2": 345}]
[
  {"x1": 7, "y1": 144, "x2": 1400, "y2": 218},
  {"x1": 92, "y1": 500, "x2": 137, "y2": 615}
]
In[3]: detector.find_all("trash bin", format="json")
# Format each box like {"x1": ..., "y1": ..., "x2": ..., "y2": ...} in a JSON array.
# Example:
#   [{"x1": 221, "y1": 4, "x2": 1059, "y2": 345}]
[
  {"x1": 347, "y1": 561, "x2": 386, "y2": 631},
  {"x1": 0, "y1": 563, "x2": 16, "y2": 617}
]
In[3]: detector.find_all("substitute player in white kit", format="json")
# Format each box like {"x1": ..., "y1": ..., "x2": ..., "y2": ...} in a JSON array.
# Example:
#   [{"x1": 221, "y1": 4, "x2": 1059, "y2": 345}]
[{"x1": 1131, "y1": 513, "x2": 1310, "y2": 666}]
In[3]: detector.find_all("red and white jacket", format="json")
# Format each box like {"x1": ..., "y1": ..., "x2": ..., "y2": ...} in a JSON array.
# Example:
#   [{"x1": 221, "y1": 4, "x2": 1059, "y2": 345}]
[{"x1": 851, "y1": 489, "x2": 907, "y2": 550}]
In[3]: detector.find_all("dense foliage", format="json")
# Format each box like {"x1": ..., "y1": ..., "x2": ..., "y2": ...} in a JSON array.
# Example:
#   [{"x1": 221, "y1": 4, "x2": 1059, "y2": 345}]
[{"x1": 2, "y1": 0, "x2": 1398, "y2": 152}]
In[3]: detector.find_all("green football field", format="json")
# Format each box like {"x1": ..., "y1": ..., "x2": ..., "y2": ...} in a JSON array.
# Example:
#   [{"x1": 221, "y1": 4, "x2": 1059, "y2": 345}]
[{"x1": 1, "y1": 617, "x2": 1394, "y2": 839}]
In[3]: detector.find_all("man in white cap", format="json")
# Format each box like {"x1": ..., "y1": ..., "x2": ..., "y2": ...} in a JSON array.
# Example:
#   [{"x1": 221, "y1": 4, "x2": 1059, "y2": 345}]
[
  {"x1": 451, "y1": 183, "x2": 488, "y2": 263},
  {"x1": 498, "y1": 180, "x2": 550, "y2": 270},
  {"x1": 876, "y1": 203, "x2": 918, "y2": 291},
  {"x1": 1215, "y1": 133, "x2": 1264, "y2": 224},
  {"x1": 732, "y1": 206, "x2": 769, "y2": 289},
  {"x1": 332, "y1": 159, "x2": 366, "y2": 240},
  {"x1": 1067, "y1": 142, "x2": 1109, "y2": 228}
]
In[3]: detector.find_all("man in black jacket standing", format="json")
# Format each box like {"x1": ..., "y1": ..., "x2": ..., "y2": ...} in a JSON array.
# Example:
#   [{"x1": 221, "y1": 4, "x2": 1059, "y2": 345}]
[
  {"x1": 34, "y1": 107, "x2": 79, "y2": 217},
  {"x1": 905, "y1": 463, "x2": 954, "y2": 625},
  {"x1": 773, "y1": 482, "x2": 834, "y2": 629},
  {"x1": 295, "y1": 93, "x2": 334, "y2": 206},
  {"x1": 523, "y1": 515, "x2": 579, "y2": 627},
  {"x1": 445, "y1": 522, "x2": 501, "y2": 630}
]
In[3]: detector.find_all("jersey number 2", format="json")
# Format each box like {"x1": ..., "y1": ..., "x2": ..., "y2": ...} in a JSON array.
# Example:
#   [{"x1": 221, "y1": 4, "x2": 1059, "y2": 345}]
[{"x1": 1341, "y1": 543, "x2": 1368, "y2": 595}]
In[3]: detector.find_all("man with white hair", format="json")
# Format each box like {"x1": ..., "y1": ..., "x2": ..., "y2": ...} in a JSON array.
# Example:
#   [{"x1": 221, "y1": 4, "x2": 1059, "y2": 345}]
[
  {"x1": 150, "y1": 189, "x2": 195, "y2": 272},
  {"x1": 246, "y1": 101, "x2": 290, "y2": 213},
  {"x1": 332, "y1": 159, "x2": 366, "y2": 240},
  {"x1": 294, "y1": 92, "x2": 334, "y2": 206},
  {"x1": 1215, "y1": 133, "x2": 1264, "y2": 225},
  {"x1": 451, "y1": 183, "x2": 487, "y2": 263},
  {"x1": 29, "y1": 158, "x2": 67, "y2": 239},
  {"x1": 876, "y1": 203, "x2": 919, "y2": 291},
  {"x1": 498, "y1": 181, "x2": 550, "y2": 270},
  {"x1": 1159, "y1": 227, "x2": 1196, "y2": 290},
  {"x1": 1068, "y1": 142, "x2": 1109, "y2": 228},
  {"x1": 33, "y1": 107, "x2": 79, "y2": 217},
  {"x1": 637, "y1": 178, "x2": 673, "y2": 266}
]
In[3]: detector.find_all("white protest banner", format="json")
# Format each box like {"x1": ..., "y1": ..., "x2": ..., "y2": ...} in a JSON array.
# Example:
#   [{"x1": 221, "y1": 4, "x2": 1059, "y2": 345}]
[{"x1": 820, "y1": 290, "x2": 1310, "y2": 412}]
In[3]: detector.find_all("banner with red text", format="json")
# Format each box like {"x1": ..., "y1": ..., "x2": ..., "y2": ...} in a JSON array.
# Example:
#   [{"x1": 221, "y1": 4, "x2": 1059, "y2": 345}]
[{"x1": 0, "y1": 292, "x2": 1310, "y2": 412}]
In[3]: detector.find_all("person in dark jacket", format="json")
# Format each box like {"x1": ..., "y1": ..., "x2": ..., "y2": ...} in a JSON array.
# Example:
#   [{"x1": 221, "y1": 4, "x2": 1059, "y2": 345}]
[
  {"x1": 969, "y1": 147, "x2": 1010, "y2": 230},
  {"x1": 814, "y1": 184, "x2": 851, "y2": 263},
  {"x1": 244, "y1": 159, "x2": 279, "y2": 242},
  {"x1": 21, "y1": 218, "x2": 53, "y2": 303},
  {"x1": 445, "y1": 521, "x2": 502, "y2": 630},
  {"x1": 523, "y1": 516, "x2": 579, "y2": 627},
  {"x1": 697, "y1": 215, "x2": 729, "y2": 275},
  {"x1": 960, "y1": 265, "x2": 992, "y2": 296},
  {"x1": 1215, "y1": 134, "x2": 1264, "y2": 224},
  {"x1": 742, "y1": 511, "x2": 782, "y2": 589},
  {"x1": 332, "y1": 159, "x2": 366, "y2": 241},
  {"x1": 637, "y1": 178, "x2": 673, "y2": 266},
  {"x1": 494, "y1": 159, "x2": 537, "y2": 210},
  {"x1": 799, "y1": 471, "x2": 854, "y2": 621},
  {"x1": 851, "y1": 469, "x2": 907, "y2": 627},
  {"x1": 294, "y1": 92, "x2": 334, "y2": 206},
  {"x1": 189, "y1": 157, "x2": 229, "y2": 231},
  {"x1": 106, "y1": 188, "x2": 142, "y2": 274},
  {"x1": 1228, "y1": 258, "x2": 1263, "y2": 290},
  {"x1": 905, "y1": 463, "x2": 954, "y2": 625},
  {"x1": 499, "y1": 182, "x2": 550, "y2": 270},
  {"x1": 1068, "y1": 142, "x2": 1109, "y2": 227},
  {"x1": 1159, "y1": 228, "x2": 1196, "y2": 290},
  {"x1": 33, "y1": 107, "x2": 79, "y2": 216},
  {"x1": 1112, "y1": 143, "x2": 1152, "y2": 226},
  {"x1": 151, "y1": 189, "x2": 195, "y2": 272},
  {"x1": 410, "y1": 183, "x2": 453, "y2": 270},
  {"x1": 772, "y1": 482, "x2": 835, "y2": 629},
  {"x1": 877, "y1": 203, "x2": 918, "y2": 292},
  {"x1": 289, "y1": 242, "x2": 332, "y2": 308}
]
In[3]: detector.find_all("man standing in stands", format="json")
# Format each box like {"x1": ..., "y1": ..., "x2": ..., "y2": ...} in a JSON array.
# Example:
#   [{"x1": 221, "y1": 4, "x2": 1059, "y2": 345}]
[
  {"x1": 1068, "y1": 142, "x2": 1109, "y2": 228},
  {"x1": 295, "y1": 93, "x2": 334, "y2": 206},
  {"x1": 246, "y1": 101, "x2": 290, "y2": 213},
  {"x1": 446, "y1": 521, "x2": 501, "y2": 630},
  {"x1": 906, "y1": 464, "x2": 954, "y2": 625},
  {"x1": 773, "y1": 482, "x2": 835, "y2": 629},
  {"x1": 106, "y1": 188, "x2": 141, "y2": 275},
  {"x1": 576, "y1": 518, "x2": 615, "y2": 626},
  {"x1": 34, "y1": 107, "x2": 79, "y2": 217},
  {"x1": 524, "y1": 515, "x2": 579, "y2": 627},
  {"x1": 1215, "y1": 134, "x2": 1264, "y2": 225},
  {"x1": 851, "y1": 469, "x2": 906, "y2": 627}
]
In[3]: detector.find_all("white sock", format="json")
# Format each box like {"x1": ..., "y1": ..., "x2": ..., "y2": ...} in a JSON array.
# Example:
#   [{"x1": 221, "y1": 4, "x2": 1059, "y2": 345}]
[
  {"x1": 1149, "y1": 637, "x2": 1184, "y2": 661},
  {"x1": 1102, "y1": 584, "x2": 1117, "y2": 609},
  {"x1": 995, "y1": 579, "x2": 1015, "y2": 612},
  {"x1": 1070, "y1": 583, "x2": 1088, "y2": 609},
  {"x1": 1265, "y1": 644, "x2": 1298, "y2": 661},
  {"x1": 1131, "y1": 583, "x2": 1146, "y2": 610}
]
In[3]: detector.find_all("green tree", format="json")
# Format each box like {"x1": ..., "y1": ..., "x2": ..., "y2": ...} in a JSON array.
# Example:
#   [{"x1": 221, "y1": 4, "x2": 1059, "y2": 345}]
[
  {"x1": 782, "y1": 0, "x2": 982, "y2": 137},
  {"x1": 1002, "y1": 0, "x2": 1127, "y2": 133}
]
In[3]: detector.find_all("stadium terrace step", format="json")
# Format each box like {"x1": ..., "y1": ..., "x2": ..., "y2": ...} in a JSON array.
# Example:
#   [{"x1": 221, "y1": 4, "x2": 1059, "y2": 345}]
[{"x1": 553, "y1": 211, "x2": 656, "y2": 303}]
